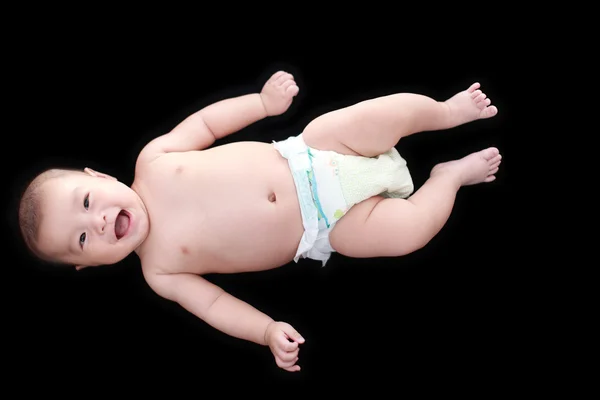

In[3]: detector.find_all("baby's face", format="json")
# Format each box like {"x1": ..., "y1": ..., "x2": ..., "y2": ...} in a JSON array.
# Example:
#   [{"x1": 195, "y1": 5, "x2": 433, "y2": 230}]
[{"x1": 36, "y1": 170, "x2": 150, "y2": 268}]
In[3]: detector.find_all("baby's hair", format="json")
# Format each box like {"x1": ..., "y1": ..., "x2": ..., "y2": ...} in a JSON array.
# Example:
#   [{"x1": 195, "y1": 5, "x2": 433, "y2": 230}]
[{"x1": 18, "y1": 167, "x2": 83, "y2": 262}]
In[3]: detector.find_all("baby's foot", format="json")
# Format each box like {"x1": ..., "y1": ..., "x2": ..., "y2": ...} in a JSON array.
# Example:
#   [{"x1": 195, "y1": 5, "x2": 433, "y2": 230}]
[
  {"x1": 444, "y1": 82, "x2": 498, "y2": 126},
  {"x1": 430, "y1": 147, "x2": 502, "y2": 186}
]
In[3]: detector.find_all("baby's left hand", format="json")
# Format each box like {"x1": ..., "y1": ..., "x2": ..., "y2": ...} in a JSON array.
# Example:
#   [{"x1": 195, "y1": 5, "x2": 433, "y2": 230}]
[{"x1": 260, "y1": 71, "x2": 299, "y2": 116}]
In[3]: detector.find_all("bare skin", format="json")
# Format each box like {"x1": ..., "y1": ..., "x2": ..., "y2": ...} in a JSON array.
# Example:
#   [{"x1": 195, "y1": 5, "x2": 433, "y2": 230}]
[
  {"x1": 301, "y1": 82, "x2": 500, "y2": 258},
  {"x1": 133, "y1": 142, "x2": 304, "y2": 275},
  {"x1": 138, "y1": 80, "x2": 500, "y2": 372},
  {"x1": 35, "y1": 73, "x2": 501, "y2": 373}
]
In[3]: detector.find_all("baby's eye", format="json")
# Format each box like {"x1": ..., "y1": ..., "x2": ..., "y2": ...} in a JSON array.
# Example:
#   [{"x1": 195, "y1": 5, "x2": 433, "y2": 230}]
[
  {"x1": 83, "y1": 194, "x2": 89, "y2": 209},
  {"x1": 79, "y1": 232, "x2": 86, "y2": 248}
]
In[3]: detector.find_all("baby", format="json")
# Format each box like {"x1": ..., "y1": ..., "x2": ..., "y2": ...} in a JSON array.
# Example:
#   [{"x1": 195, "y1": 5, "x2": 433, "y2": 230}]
[{"x1": 18, "y1": 70, "x2": 501, "y2": 372}]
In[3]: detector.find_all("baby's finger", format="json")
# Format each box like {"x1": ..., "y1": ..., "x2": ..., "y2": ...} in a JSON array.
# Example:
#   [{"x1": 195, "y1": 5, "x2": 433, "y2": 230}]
[
  {"x1": 277, "y1": 356, "x2": 299, "y2": 370},
  {"x1": 280, "y1": 348, "x2": 299, "y2": 362},
  {"x1": 274, "y1": 344, "x2": 297, "y2": 361},
  {"x1": 275, "y1": 72, "x2": 293, "y2": 85},
  {"x1": 278, "y1": 336, "x2": 299, "y2": 352},
  {"x1": 283, "y1": 325, "x2": 305, "y2": 344},
  {"x1": 270, "y1": 71, "x2": 286, "y2": 82},
  {"x1": 282, "y1": 79, "x2": 296, "y2": 90},
  {"x1": 284, "y1": 364, "x2": 301, "y2": 372},
  {"x1": 286, "y1": 84, "x2": 299, "y2": 97}
]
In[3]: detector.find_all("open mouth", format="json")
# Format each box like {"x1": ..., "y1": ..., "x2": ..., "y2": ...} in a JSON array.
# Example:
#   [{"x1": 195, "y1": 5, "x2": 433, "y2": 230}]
[{"x1": 115, "y1": 210, "x2": 131, "y2": 240}]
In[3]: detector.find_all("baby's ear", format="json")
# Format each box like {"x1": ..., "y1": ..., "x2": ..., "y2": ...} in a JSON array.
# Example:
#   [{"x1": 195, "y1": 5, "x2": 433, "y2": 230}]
[{"x1": 84, "y1": 167, "x2": 117, "y2": 181}]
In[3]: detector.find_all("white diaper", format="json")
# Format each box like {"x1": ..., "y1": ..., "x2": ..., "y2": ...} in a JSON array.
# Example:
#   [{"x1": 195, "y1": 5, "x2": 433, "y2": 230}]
[{"x1": 273, "y1": 134, "x2": 414, "y2": 266}]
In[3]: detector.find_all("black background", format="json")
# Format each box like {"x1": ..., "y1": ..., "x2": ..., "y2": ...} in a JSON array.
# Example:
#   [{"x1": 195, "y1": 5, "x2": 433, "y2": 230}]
[{"x1": 3, "y1": 13, "x2": 548, "y2": 392}]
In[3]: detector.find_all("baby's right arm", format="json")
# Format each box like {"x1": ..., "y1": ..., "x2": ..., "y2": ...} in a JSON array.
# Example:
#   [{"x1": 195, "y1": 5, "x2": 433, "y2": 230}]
[
  {"x1": 144, "y1": 272, "x2": 304, "y2": 371},
  {"x1": 146, "y1": 271, "x2": 273, "y2": 344}
]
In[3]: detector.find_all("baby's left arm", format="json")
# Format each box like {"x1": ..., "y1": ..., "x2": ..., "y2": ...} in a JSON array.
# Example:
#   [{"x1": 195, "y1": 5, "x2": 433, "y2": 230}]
[
  {"x1": 176, "y1": 70, "x2": 299, "y2": 145},
  {"x1": 136, "y1": 71, "x2": 298, "y2": 163}
]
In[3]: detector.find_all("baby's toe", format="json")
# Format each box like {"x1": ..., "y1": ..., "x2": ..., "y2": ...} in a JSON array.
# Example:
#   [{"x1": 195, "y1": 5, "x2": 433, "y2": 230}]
[
  {"x1": 480, "y1": 105, "x2": 498, "y2": 118},
  {"x1": 471, "y1": 89, "x2": 482, "y2": 99},
  {"x1": 481, "y1": 147, "x2": 500, "y2": 160}
]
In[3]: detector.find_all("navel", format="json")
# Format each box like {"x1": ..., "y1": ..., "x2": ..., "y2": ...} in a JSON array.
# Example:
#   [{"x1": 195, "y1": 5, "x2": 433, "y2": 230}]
[
  {"x1": 268, "y1": 192, "x2": 277, "y2": 203},
  {"x1": 175, "y1": 166, "x2": 183, "y2": 174},
  {"x1": 181, "y1": 246, "x2": 189, "y2": 255}
]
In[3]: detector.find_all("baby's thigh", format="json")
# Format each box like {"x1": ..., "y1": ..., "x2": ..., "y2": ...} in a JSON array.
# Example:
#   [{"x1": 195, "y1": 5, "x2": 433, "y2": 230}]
[
  {"x1": 329, "y1": 196, "x2": 426, "y2": 258},
  {"x1": 302, "y1": 107, "x2": 361, "y2": 156},
  {"x1": 328, "y1": 196, "x2": 385, "y2": 257}
]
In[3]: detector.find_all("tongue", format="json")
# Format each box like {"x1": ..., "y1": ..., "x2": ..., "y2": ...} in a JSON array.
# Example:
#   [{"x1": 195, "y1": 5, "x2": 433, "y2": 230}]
[{"x1": 115, "y1": 212, "x2": 130, "y2": 239}]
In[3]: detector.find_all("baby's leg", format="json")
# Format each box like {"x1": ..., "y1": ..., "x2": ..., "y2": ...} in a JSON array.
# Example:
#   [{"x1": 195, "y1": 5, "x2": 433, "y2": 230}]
[
  {"x1": 303, "y1": 83, "x2": 498, "y2": 157},
  {"x1": 329, "y1": 147, "x2": 502, "y2": 257}
]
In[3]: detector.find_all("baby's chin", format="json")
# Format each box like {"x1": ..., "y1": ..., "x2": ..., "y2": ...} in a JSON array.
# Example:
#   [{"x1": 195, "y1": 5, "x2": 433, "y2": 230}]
[
  {"x1": 91, "y1": 250, "x2": 135, "y2": 267},
  {"x1": 93, "y1": 240, "x2": 144, "y2": 266},
  {"x1": 111, "y1": 235, "x2": 149, "y2": 263}
]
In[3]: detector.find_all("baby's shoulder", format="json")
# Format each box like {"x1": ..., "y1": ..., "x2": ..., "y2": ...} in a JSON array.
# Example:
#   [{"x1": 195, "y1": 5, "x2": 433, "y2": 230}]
[
  {"x1": 132, "y1": 151, "x2": 187, "y2": 189},
  {"x1": 138, "y1": 260, "x2": 176, "y2": 299},
  {"x1": 138, "y1": 248, "x2": 178, "y2": 278},
  {"x1": 135, "y1": 148, "x2": 182, "y2": 172}
]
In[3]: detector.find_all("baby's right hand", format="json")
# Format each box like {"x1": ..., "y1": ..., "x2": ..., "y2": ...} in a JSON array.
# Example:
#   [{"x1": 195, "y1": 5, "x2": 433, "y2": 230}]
[{"x1": 265, "y1": 321, "x2": 305, "y2": 372}]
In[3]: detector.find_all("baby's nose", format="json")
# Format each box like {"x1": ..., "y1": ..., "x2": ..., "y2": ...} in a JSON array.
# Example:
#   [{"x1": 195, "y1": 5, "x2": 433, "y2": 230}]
[{"x1": 95, "y1": 214, "x2": 107, "y2": 233}]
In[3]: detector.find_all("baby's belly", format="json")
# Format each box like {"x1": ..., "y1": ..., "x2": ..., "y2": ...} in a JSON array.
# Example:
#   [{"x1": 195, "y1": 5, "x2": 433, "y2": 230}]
[
  {"x1": 154, "y1": 142, "x2": 305, "y2": 274},
  {"x1": 197, "y1": 192, "x2": 304, "y2": 272}
]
